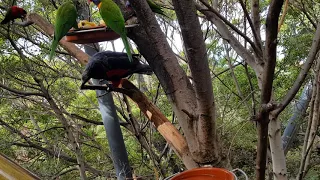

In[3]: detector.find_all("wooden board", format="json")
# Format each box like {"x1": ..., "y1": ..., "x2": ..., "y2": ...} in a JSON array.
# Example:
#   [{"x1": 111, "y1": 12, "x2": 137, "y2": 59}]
[
  {"x1": 65, "y1": 24, "x2": 139, "y2": 44},
  {"x1": 0, "y1": 153, "x2": 40, "y2": 180}
]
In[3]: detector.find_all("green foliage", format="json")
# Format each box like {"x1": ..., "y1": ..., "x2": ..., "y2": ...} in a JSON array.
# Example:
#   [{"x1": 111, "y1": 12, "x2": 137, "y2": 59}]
[{"x1": 0, "y1": 0, "x2": 320, "y2": 179}]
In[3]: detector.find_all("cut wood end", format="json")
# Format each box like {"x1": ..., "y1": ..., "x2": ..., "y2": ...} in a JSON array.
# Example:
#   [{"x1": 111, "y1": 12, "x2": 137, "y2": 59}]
[{"x1": 146, "y1": 110, "x2": 152, "y2": 119}]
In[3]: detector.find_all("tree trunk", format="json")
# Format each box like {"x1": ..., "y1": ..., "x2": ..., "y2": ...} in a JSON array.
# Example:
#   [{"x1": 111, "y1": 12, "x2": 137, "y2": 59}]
[
  {"x1": 257, "y1": 1, "x2": 285, "y2": 179},
  {"x1": 172, "y1": 0, "x2": 219, "y2": 163},
  {"x1": 127, "y1": 0, "x2": 225, "y2": 166}
]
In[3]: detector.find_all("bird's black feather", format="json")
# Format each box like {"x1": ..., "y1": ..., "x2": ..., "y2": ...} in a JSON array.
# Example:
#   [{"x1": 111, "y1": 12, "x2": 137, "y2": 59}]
[{"x1": 81, "y1": 51, "x2": 152, "y2": 87}]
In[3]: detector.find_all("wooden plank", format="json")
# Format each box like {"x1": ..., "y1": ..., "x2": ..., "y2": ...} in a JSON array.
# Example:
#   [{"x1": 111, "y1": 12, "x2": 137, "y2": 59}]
[{"x1": 0, "y1": 153, "x2": 40, "y2": 180}]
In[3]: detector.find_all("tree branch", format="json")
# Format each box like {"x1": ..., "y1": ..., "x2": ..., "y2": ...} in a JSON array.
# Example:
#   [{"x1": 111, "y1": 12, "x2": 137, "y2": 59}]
[
  {"x1": 278, "y1": 0, "x2": 289, "y2": 32},
  {"x1": 199, "y1": 0, "x2": 263, "y2": 57},
  {"x1": 0, "y1": 83, "x2": 45, "y2": 97},
  {"x1": 272, "y1": 22, "x2": 320, "y2": 118},
  {"x1": 19, "y1": 13, "x2": 89, "y2": 65},
  {"x1": 0, "y1": 117, "x2": 106, "y2": 177},
  {"x1": 81, "y1": 79, "x2": 199, "y2": 169},
  {"x1": 300, "y1": 2, "x2": 317, "y2": 29},
  {"x1": 51, "y1": 167, "x2": 78, "y2": 180},
  {"x1": 251, "y1": 0, "x2": 262, "y2": 49},
  {"x1": 239, "y1": 0, "x2": 262, "y2": 50},
  {"x1": 195, "y1": 3, "x2": 264, "y2": 78},
  {"x1": 69, "y1": 113, "x2": 103, "y2": 125}
]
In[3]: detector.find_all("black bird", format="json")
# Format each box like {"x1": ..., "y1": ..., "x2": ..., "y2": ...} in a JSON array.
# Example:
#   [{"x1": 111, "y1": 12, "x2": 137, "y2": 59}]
[{"x1": 81, "y1": 51, "x2": 152, "y2": 89}]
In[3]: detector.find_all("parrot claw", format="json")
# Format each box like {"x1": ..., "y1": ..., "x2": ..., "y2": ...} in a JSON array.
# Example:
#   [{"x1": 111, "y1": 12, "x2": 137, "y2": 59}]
[
  {"x1": 96, "y1": 83, "x2": 114, "y2": 97},
  {"x1": 105, "y1": 83, "x2": 114, "y2": 91},
  {"x1": 80, "y1": 83, "x2": 114, "y2": 93},
  {"x1": 97, "y1": 92, "x2": 109, "y2": 97}
]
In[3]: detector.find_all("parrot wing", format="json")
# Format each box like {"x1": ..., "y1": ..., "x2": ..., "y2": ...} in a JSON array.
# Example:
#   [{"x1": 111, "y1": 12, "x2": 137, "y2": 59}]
[
  {"x1": 99, "y1": 0, "x2": 133, "y2": 62},
  {"x1": 94, "y1": 51, "x2": 131, "y2": 70},
  {"x1": 147, "y1": 0, "x2": 167, "y2": 17},
  {"x1": 99, "y1": 0, "x2": 126, "y2": 35},
  {"x1": 54, "y1": 2, "x2": 78, "y2": 41},
  {"x1": 49, "y1": 2, "x2": 77, "y2": 59}
]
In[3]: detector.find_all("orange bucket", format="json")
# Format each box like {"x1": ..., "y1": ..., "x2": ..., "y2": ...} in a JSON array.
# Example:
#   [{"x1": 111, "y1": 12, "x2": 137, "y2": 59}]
[{"x1": 170, "y1": 167, "x2": 235, "y2": 180}]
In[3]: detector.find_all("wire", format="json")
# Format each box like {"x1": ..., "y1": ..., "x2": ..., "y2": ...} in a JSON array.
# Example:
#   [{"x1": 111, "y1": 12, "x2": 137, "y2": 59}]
[{"x1": 232, "y1": 168, "x2": 249, "y2": 180}]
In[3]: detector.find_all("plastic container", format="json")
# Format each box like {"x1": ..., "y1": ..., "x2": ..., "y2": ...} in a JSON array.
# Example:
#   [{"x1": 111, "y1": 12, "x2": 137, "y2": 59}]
[{"x1": 170, "y1": 167, "x2": 235, "y2": 180}]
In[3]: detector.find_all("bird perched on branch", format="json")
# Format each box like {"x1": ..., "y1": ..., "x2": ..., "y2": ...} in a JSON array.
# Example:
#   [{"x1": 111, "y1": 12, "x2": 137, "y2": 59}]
[
  {"x1": 125, "y1": 0, "x2": 169, "y2": 18},
  {"x1": 49, "y1": 1, "x2": 78, "y2": 60},
  {"x1": 88, "y1": 0, "x2": 133, "y2": 62},
  {"x1": 1, "y1": 6, "x2": 27, "y2": 24},
  {"x1": 81, "y1": 51, "x2": 152, "y2": 89}
]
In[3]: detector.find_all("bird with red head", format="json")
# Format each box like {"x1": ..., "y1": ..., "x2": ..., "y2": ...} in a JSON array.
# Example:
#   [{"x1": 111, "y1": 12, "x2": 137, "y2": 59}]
[
  {"x1": 87, "y1": 0, "x2": 100, "y2": 6},
  {"x1": 1, "y1": 6, "x2": 27, "y2": 24}
]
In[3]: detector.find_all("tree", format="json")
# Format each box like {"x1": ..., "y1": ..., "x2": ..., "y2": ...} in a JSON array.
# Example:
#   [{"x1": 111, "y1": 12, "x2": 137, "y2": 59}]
[{"x1": 1, "y1": 0, "x2": 320, "y2": 179}]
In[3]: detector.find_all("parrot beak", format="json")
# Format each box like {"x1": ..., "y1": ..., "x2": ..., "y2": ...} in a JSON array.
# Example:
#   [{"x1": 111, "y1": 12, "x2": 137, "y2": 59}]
[
  {"x1": 125, "y1": 1, "x2": 130, "y2": 8},
  {"x1": 22, "y1": 10, "x2": 27, "y2": 17},
  {"x1": 81, "y1": 71, "x2": 90, "y2": 89}
]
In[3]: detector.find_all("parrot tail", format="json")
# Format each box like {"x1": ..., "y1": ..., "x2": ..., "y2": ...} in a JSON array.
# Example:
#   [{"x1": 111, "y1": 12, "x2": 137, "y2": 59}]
[
  {"x1": 157, "y1": 10, "x2": 171, "y2": 19},
  {"x1": 133, "y1": 64, "x2": 153, "y2": 75},
  {"x1": 121, "y1": 35, "x2": 133, "y2": 63},
  {"x1": 49, "y1": 38, "x2": 58, "y2": 60}
]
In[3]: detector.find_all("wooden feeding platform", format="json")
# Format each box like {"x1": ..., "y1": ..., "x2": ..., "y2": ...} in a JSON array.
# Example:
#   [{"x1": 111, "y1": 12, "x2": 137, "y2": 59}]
[
  {"x1": 65, "y1": 24, "x2": 138, "y2": 44},
  {"x1": 65, "y1": 26, "x2": 120, "y2": 44}
]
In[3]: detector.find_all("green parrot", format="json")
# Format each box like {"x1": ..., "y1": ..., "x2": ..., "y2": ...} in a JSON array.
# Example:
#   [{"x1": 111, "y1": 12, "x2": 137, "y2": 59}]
[
  {"x1": 49, "y1": 2, "x2": 78, "y2": 60},
  {"x1": 126, "y1": 0, "x2": 169, "y2": 18},
  {"x1": 147, "y1": 0, "x2": 166, "y2": 17},
  {"x1": 88, "y1": 0, "x2": 133, "y2": 63}
]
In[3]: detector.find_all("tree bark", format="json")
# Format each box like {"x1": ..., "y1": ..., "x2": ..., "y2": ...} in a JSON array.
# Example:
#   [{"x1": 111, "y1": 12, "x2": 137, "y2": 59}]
[
  {"x1": 127, "y1": 0, "x2": 207, "y2": 166},
  {"x1": 172, "y1": 0, "x2": 219, "y2": 163},
  {"x1": 251, "y1": 0, "x2": 262, "y2": 49},
  {"x1": 258, "y1": 1, "x2": 285, "y2": 180}
]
